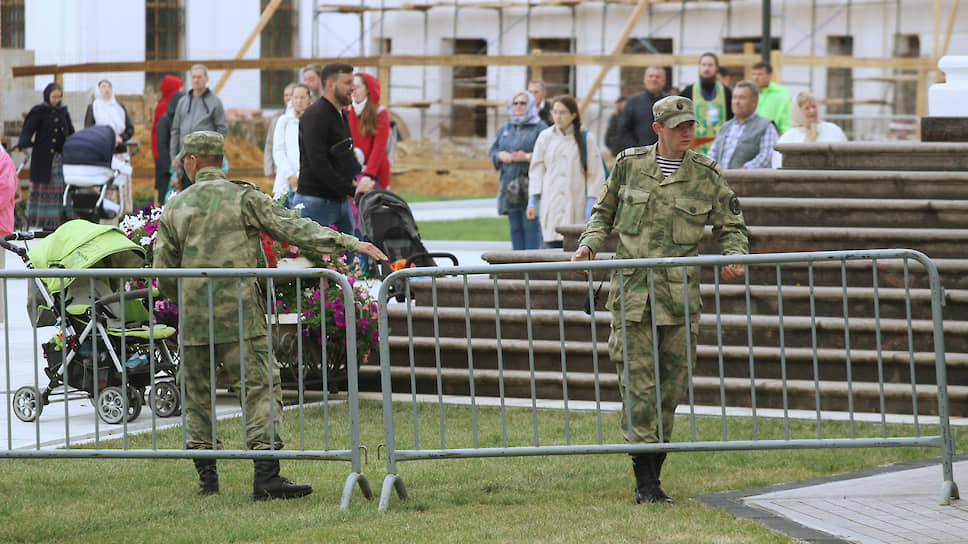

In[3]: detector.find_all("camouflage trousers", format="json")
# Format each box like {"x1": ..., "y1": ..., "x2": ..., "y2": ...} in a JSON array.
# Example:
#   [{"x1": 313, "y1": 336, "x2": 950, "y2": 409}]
[
  {"x1": 182, "y1": 336, "x2": 284, "y2": 451},
  {"x1": 608, "y1": 312, "x2": 699, "y2": 444}
]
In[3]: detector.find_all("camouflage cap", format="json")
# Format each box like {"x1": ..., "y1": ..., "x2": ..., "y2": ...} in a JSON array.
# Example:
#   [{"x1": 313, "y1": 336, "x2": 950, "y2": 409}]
[
  {"x1": 652, "y1": 96, "x2": 696, "y2": 128},
  {"x1": 175, "y1": 131, "x2": 224, "y2": 160}
]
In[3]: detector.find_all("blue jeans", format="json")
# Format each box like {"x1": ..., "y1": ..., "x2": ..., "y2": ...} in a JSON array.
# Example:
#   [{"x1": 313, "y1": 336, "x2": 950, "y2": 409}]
[
  {"x1": 291, "y1": 193, "x2": 354, "y2": 234},
  {"x1": 508, "y1": 208, "x2": 542, "y2": 250}
]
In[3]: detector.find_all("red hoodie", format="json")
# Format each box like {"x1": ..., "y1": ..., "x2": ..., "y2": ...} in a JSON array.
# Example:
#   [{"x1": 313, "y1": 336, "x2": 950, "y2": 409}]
[
  {"x1": 151, "y1": 75, "x2": 183, "y2": 159},
  {"x1": 345, "y1": 72, "x2": 391, "y2": 188}
]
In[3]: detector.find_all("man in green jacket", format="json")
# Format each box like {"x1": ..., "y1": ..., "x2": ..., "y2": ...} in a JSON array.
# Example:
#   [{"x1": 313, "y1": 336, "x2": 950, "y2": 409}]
[
  {"x1": 572, "y1": 96, "x2": 749, "y2": 504},
  {"x1": 154, "y1": 131, "x2": 387, "y2": 500},
  {"x1": 751, "y1": 61, "x2": 790, "y2": 134}
]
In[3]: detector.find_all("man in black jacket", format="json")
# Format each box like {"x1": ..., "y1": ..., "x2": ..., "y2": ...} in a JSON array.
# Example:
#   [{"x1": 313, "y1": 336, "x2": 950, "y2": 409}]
[
  {"x1": 616, "y1": 66, "x2": 668, "y2": 151},
  {"x1": 294, "y1": 63, "x2": 370, "y2": 233}
]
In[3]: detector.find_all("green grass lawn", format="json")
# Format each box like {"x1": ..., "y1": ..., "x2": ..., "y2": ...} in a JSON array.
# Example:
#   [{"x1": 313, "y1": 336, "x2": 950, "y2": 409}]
[
  {"x1": 0, "y1": 400, "x2": 961, "y2": 543},
  {"x1": 417, "y1": 217, "x2": 509, "y2": 241}
]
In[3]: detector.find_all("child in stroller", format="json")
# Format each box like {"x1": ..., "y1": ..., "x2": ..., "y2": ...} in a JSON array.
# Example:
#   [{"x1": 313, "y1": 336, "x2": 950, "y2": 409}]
[
  {"x1": 3, "y1": 219, "x2": 180, "y2": 424},
  {"x1": 60, "y1": 124, "x2": 137, "y2": 225}
]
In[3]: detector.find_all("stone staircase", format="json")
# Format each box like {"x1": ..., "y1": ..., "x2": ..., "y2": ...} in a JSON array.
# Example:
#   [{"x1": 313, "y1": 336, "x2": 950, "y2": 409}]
[{"x1": 362, "y1": 143, "x2": 968, "y2": 417}]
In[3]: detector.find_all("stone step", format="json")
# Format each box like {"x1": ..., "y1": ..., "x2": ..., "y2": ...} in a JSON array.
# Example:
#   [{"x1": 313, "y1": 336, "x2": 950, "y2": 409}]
[
  {"x1": 358, "y1": 364, "x2": 968, "y2": 417},
  {"x1": 381, "y1": 335, "x2": 968, "y2": 385},
  {"x1": 556, "y1": 224, "x2": 968, "y2": 258},
  {"x1": 479, "y1": 250, "x2": 968, "y2": 290},
  {"x1": 733, "y1": 197, "x2": 968, "y2": 228},
  {"x1": 403, "y1": 277, "x2": 968, "y2": 321},
  {"x1": 724, "y1": 169, "x2": 968, "y2": 199},
  {"x1": 385, "y1": 306, "x2": 968, "y2": 353},
  {"x1": 773, "y1": 142, "x2": 968, "y2": 171}
]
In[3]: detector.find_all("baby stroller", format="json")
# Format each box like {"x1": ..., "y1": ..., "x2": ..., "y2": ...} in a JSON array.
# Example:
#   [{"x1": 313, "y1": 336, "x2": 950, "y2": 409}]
[
  {"x1": 3, "y1": 220, "x2": 180, "y2": 425},
  {"x1": 60, "y1": 125, "x2": 137, "y2": 225},
  {"x1": 356, "y1": 189, "x2": 458, "y2": 292}
]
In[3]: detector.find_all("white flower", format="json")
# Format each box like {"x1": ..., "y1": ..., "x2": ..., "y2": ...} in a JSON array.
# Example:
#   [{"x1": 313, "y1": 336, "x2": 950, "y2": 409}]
[
  {"x1": 140, "y1": 236, "x2": 152, "y2": 247},
  {"x1": 294, "y1": 203, "x2": 305, "y2": 210}
]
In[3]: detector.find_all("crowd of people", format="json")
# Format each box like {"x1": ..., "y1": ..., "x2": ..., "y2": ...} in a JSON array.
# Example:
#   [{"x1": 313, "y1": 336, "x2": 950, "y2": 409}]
[{"x1": 496, "y1": 52, "x2": 846, "y2": 254}]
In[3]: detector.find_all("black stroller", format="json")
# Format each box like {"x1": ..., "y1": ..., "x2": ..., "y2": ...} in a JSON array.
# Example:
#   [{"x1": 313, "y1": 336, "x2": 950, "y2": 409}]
[
  {"x1": 4, "y1": 220, "x2": 180, "y2": 425},
  {"x1": 60, "y1": 125, "x2": 137, "y2": 224},
  {"x1": 356, "y1": 189, "x2": 458, "y2": 296}
]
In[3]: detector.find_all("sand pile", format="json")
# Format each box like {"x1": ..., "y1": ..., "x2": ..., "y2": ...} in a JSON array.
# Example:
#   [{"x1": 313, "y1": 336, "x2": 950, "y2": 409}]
[{"x1": 392, "y1": 138, "x2": 497, "y2": 197}]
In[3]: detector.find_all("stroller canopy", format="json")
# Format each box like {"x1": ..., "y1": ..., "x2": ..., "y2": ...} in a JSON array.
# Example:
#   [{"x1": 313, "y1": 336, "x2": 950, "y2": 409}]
[
  {"x1": 27, "y1": 219, "x2": 146, "y2": 294},
  {"x1": 62, "y1": 125, "x2": 115, "y2": 168}
]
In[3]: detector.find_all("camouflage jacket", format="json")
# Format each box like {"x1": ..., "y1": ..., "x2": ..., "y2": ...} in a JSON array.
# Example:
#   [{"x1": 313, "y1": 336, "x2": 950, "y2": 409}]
[
  {"x1": 153, "y1": 166, "x2": 360, "y2": 345},
  {"x1": 577, "y1": 145, "x2": 748, "y2": 324}
]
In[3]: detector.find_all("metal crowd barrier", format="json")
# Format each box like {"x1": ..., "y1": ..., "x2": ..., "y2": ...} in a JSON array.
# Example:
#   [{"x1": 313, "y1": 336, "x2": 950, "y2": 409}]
[
  {"x1": 1, "y1": 266, "x2": 371, "y2": 510},
  {"x1": 376, "y1": 249, "x2": 959, "y2": 511}
]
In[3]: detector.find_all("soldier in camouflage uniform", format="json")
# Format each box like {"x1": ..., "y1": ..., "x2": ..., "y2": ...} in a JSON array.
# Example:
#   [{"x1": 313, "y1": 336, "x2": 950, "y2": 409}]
[
  {"x1": 573, "y1": 96, "x2": 748, "y2": 504},
  {"x1": 153, "y1": 131, "x2": 387, "y2": 500}
]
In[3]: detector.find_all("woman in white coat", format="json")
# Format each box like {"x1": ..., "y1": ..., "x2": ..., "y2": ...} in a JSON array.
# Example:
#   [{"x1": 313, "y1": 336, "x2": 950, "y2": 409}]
[
  {"x1": 527, "y1": 95, "x2": 606, "y2": 248},
  {"x1": 272, "y1": 83, "x2": 311, "y2": 203},
  {"x1": 771, "y1": 90, "x2": 847, "y2": 168}
]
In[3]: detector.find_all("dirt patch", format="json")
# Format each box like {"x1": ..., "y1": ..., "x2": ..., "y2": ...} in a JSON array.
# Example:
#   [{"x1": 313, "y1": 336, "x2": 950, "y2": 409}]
[{"x1": 130, "y1": 134, "x2": 498, "y2": 198}]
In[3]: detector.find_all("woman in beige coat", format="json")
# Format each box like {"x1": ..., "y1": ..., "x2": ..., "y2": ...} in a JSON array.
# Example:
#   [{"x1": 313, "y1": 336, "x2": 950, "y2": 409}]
[{"x1": 527, "y1": 95, "x2": 606, "y2": 248}]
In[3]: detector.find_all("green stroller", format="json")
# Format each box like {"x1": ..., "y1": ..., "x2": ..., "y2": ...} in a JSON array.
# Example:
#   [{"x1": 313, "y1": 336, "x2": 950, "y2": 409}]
[{"x1": 4, "y1": 220, "x2": 180, "y2": 424}]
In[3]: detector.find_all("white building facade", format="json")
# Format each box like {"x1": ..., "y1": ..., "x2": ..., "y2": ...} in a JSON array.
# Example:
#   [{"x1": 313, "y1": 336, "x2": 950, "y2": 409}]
[{"x1": 12, "y1": 0, "x2": 968, "y2": 140}]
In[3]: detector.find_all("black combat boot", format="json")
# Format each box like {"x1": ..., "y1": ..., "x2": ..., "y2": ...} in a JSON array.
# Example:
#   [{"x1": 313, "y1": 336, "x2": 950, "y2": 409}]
[
  {"x1": 253, "y1": 459, "x2": 313, "y2": 501},
  {"x1": 193, "y1": 459, "x2": 219, "y2": 496},
  {"x1": 632, "y1": 454, "x2": 673, "y2": 504}
]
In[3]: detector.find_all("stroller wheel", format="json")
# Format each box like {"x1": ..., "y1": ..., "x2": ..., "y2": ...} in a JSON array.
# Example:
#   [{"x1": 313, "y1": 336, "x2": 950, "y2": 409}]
[
  {"x1": 149, "y1": 381, "x2": 181, "y2": 418},
  {"x1": 13, "y1": 386, "x2": 43, "y2": 422},
  {"x1": 96, "y1": 385, "x2": 142, "y2": 424}
]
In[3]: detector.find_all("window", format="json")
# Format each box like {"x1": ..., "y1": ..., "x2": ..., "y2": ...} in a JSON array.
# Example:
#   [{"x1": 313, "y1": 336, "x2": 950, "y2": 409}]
[
  {"x1": 527, "y1": 37, "x2": 574, "y2": 98},
  {"x1": 826, "y1": 35, "x2": 854, "y2": 135},
  {"x1": 260, "y1": 0, "x2": 296, "y2": 109},
  {"x1": 722, "y1": 36, "x2": 781, "y2": 86},
  {"x1": 621, "y1": 37, "x2": 673, "y2": 98},
  {"x1": 449, "y1": 38, "x2": 488, "y2": 139},
  {"x1": 1, "y1": 0, "x2": 25, "y2": 48},
  {"x1": 145, "y1": 0, "x2": 183, "y2": 92}
]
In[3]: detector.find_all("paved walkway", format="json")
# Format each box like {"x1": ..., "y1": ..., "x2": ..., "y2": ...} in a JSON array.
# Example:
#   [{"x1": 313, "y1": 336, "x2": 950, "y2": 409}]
[{"x1": 2, "y1": 203, "x2": 965, "y2": 541}]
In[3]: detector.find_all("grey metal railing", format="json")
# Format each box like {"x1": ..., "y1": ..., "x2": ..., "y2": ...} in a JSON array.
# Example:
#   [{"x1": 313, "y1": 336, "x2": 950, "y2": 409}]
[
  {"x1": 1, "y1": 267, "x2": 371, "y2": 510},
  {"x1": 375, "y1": 249, "x2": 959, "y2": 511}
]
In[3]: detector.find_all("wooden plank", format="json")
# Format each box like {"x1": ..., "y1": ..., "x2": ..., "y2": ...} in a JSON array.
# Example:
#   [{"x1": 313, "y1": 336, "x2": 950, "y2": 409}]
[
  {"x1": 940, "y1": 0, "x2": 961, "y2": 64},
  {"x1": 578, "y1": 0, "x2": 653, "y2": 114},
  {"x1": 11, "y1": 52, "x2": 934, "y2": 77},
  {"x1": 213, "y1": 0, "x2": 283, "y2": 95},
  {"x1": 12, "y1": 53, "x2": 769, "y2": 77},
  {"x1": 743, "y1": 42, "x2": 755, "y2": 81}
]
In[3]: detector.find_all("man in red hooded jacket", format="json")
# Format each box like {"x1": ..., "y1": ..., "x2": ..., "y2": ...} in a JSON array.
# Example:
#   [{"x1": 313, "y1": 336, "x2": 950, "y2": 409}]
[{"x1": 345, "y1": 72, "x2": 391, "y2": 190}]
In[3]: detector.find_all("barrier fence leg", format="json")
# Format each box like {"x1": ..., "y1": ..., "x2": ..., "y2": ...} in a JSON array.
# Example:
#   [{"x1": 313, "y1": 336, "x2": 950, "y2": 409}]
[
  {"x1": 379, "y1": 473, "x2": 409, "y2": 512},
  {"x1": 340, "y1": 472, "x2": 373, "y2": 510}
]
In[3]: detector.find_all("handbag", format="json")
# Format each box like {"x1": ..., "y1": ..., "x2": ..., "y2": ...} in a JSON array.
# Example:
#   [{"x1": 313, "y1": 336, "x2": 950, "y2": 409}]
[{"x1": 501, "y1": 175, "x2": 529, "y2": 206}]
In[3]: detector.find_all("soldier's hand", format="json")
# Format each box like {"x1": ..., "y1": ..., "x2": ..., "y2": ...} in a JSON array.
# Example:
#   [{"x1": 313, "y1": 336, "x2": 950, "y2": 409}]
[
  {"x1": 571, "y1": 245, "x2": 594, "y2": 276},
  {"x1": 357, "y1": 242, "x2": 388, "y2": 262},
  {"x1": 720, "y1": 264, "x2": 745, "y2": 282}
]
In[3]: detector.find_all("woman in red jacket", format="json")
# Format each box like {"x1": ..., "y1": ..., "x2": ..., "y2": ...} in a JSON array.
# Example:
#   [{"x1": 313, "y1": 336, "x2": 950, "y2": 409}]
[{"x1": 346, "y1": 72, "x2": 391, "y2": 190}]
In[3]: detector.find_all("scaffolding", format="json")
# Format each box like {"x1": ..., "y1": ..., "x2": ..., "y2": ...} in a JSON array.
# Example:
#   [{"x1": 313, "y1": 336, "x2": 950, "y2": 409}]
[{"x1": 307, "y1": 0, "x2": 959, "y2": 144}]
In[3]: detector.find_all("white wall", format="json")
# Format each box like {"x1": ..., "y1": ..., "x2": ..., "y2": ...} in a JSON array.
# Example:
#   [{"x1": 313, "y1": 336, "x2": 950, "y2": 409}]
[
  {"x1": 25, "y1": 0, "x2": 145, "y2": 96},
  {"x1": 184, "y1": 0, "x2": 260, "y2": 110}
]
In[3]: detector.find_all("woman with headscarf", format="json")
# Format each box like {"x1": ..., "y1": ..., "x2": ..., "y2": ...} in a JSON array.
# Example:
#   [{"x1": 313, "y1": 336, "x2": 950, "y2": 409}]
[
  {"x1": 151, "y1": 75, "x2": 183, "y2": 204},
  {"x1": 14, "y1": 82, "x2": 75, "y2": 230},
  {"x1": 489, "y1": 91, "x2": 547, "y2": 250},
  {"x1": 84, "y1": 79, "x2": 134, "y2": 151},
  {"x1": 771, "y1": 90, "x2": 847, "y2": 168},
  {"x1": 346, "y1": 72, "x2": 391, "y2": 190},
  {"x1": 527, "y1": 95, "x2": 605, "y2": 248}
]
